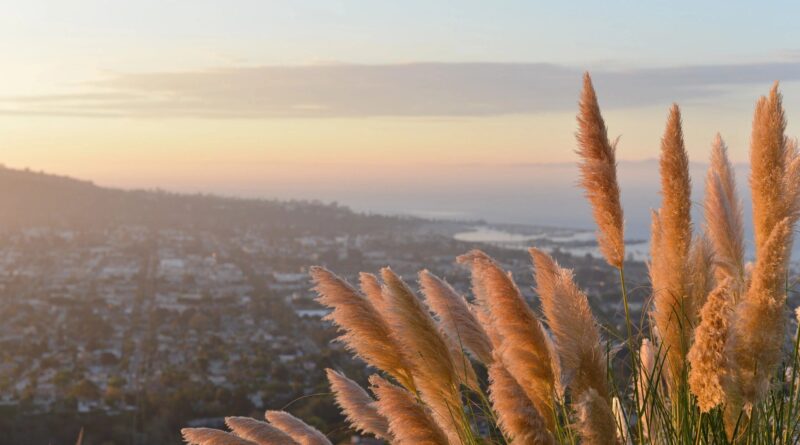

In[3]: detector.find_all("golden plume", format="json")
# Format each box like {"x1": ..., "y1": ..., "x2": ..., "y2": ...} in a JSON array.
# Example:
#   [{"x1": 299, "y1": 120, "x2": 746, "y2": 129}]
[
  {"x1": 750, "y1": 82, "x2": 788, "y2": 258},
  {"x1": 419, "y1": 269, "x2": 494, "y2": 365},
  {"x1": 704, "y1": 134, "x2": 745, "y2": 284},
  {"x1": 638, "y1": 338, "x2": 660, "y2": 440},
  {"x1": 457, "y1": 250, "x2": 556, "y2": 431},
  {"x1": 783, "y1": 137, "x2": 800, "y2": 221},
  {"x1": 688, "y1": 234, "x2": 715, "y2": 321},
  {"x1": 574, "y1": 388, "x2": 618, "y2": 445},
  {"x1": 725, "y1": 218, "x2": 793, "y2": 431},
  {"x1": 264, "y1": 411, "x2": 331, "y2": 445},
  {"x1": 652, "y1": 103, "x2": 693, "y2": 389},
  {"x1": 576, "y1": 72, "x2": 626, "y2": 268},
  {"x1": 182, "y1": 428, "x2": 257, "y2": 445},
  {"x1": 359, "y1": 272, "x2": 390, "y2": 315},
  {"x1": 687, "y1": 279, "x2": 734, "y2": 412},
  {"x1": 225, "y1": 417, "x2": 299, "y2": 445},
  {"x1": 325, "y1": 369, "x2": 391, "y2": 441},
  {"x1": 529, "y1": 248, "x2": 609, "y2": 402},
  {"x1": 380, "y1": 267, "x2": 468, "y2": 443},
  {"x1": 369, "y1": 375, "x2": 450, "y2": 445},
  {"x1": 310, "y1": 267, "x2": 414, "y2": 389},
  {"x1": 488, "y1": 358, "x2": 554, "y2": 445}
]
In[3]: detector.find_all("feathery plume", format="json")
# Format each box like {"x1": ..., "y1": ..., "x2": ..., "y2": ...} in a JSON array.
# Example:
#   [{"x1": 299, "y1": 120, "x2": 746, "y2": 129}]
[
  {"x1": 652, "y1": 104, "x2": 694, "y2": 388},
  {"x1": 613, "y1": 397, "x2": 630, "y2": 445},
  {"x1": 783, "y1": 137, "x2": 800, "y2": 222},
  {"x1": 529, "y1": 248, "x2": 609, "y2": 402},
  {"x1": 488, "y1": 359, "x2": 554, "y2": 445},
  {"x1": 457, "y1": 250, "x2": 556, "y2": 430},
  {"x1": 638, "y1": 338, "x2": 659, "y2": 440},
  {"x1": 750, "y1": 82, "x2": 788, "y2": 258},
  {"x1": 441, "y1": 328, "x2": 481, "y2": 391},
  {"x1": 419, "y1": 269, "x2": 494, "y2": 364},
  {"x1": 574, "y1": 388, "x2": 618, "y2": 445},
  {"x1": 543, "y1": 328, "x2": 566, "y2": 400},
  {"x1": 648, "y1": 209, "x2": 667, "y2": 301},
  {"x1": 310, "y1": 267, "x2": 414, "y2": 389},
  {"x1": 325, "y1": 369, "x2": 391, "y2": 441},
  {"x1": 369, "y1": 375, "x2": 450, "y2": 445},
  {"x1": 704, "y1": 134, "x2": 745, "y2": 284},
  {"x1": 225, "y1": 417, "x2": 298, "y2": 445},
  {"x1": 687, "y1": 279, "x2": 734, "y2": 412},
  {"x1": 380, "y1": 268, "x2": 467, "y2": 443},
  {"x1": 576, "y1": 72, "x2": 626, "y2": 268},
  {"x1": 359, "y1": 272, "x2": 389, "y2": 315},
  {"x1": 725, "y1": 218, "x2": 793, "y2": 421},
  {"x1": 264, "y1": 411, "x2": 331, "y2": 445},
  {"x1": 688, "y1": 234, "x2": 715, "y2": 321},
  {"x1": 182, "y1": 428, "x2": 257, "y2": 445},
  {"x1": 472, "y1": 301, "x2": 504, "y2": 349}
]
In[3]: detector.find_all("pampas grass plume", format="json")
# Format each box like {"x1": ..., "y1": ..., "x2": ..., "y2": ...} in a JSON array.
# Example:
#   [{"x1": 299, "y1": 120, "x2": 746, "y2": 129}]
[
  {"x1": 419, "y1": 269, "x2": 494, "y2": 365},
  {"x1": 310, "y1": 267, "x2": 414, "y2": 390},
  {"x1": 574, "y1": 388, "x2": 617, "y2": 445},
  {"x1": 225, "y1": 417, "x2": 298, "y2": 445},
  {"x1": 457, "y1": 250, "x2": 556, "y2": 430},
  {"x1": 750, "y1": 82, "x2": 788, "y2": 258},
  {"x1": 264, "y1": 411, "x2": 331, "y2": 445},
  {"x1": 325, "y1": 369, "x2": 391, "y2": 441},
  {"x1": 576, "y1": 72, "x2": 626, "y2": 268},
  {"x1": 704, "y1": 134, "x2": 745, "y2": 284},
  {"x1": 182, "y1": 428, "x2": 257, "y2": 445},
  {"x1": 653, "y1": 104, "x2": 694, "y2": 388},
  {"x1": 529, "y1": 248, "x2": 609, "y2": 402},
  {"x1": 380, "y1": 267, "x2": 466, "y2": 443},
  {"x1": 488, "y1": 359, "x2": 554, "y2": 445},
  {"x1": 370, "y1": 375, "x2": 450, "y2": 445},
  {"x1": 687, "y1": 279, "x2": 734, "y2": 412}
]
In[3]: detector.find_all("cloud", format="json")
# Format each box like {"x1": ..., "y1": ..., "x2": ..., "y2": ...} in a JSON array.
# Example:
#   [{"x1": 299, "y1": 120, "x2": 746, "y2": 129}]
[{"x1": 3, "y1": 61, "x2": 800, "y2": 118}]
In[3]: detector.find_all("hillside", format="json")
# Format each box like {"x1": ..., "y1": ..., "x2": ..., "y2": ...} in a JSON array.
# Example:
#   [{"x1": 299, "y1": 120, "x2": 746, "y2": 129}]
[{"x1": 0, "y1": 166, "x2": 411, "y2": 236}]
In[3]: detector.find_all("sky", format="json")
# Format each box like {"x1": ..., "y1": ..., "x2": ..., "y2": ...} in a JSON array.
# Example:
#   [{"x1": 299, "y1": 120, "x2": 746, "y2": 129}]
[{"x1": 2, "y1": 0, "x2": 800, "y2": 217}]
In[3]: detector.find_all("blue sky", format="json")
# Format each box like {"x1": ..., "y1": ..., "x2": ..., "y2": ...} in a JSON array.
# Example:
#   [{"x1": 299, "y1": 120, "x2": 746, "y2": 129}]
[{"x1": 4, "y1": 1, "x2": 799, "y2": 69}]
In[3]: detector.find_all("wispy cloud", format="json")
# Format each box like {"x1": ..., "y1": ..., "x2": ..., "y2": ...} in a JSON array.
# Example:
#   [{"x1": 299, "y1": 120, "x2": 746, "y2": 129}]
[{"x1": 3, "y1": 61, "x2": 800, "y2": 118}]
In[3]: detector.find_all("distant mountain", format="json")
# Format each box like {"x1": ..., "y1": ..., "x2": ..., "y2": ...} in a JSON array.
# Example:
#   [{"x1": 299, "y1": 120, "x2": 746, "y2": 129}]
[{"x1": 0, "y1": 166, "x2": 409, "y2": 235}]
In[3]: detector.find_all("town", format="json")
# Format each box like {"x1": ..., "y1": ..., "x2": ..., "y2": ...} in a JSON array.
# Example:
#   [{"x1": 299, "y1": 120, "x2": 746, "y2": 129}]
[{"x1": 0, "y1": 216, "x2": 656, "y2": 445}]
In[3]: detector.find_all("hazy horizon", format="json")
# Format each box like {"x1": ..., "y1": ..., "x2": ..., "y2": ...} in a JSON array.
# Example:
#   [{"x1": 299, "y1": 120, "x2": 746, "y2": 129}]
[{"x1": 8, "y1": 158, "x2": 752, "y2": 240}]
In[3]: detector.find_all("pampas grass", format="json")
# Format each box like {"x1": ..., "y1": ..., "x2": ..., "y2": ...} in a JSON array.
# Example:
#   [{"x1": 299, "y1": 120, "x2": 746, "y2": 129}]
[
  {"x1": 182, "y1": 428, "x2": 259, "y2": 445},
  {"x1": 419, "y1": 270, "x2": 494, "y2": 365},
  {"x1": 574, "y1": 389, "x2": 617, "y2": 445},
  {"x1": 225, "y1": 417, "x2": 299, "y2": 445},
  {"x1": 326, "y1": 369, "x2": 392, "y2": 441},
  {"x1": 750, "y1": 83, "x2": 789, "y2": 258},
  {"x1": 688, "y1": 279, "x2": 734, "y2": 412},
  {"x1": 652, "y1": 104, "x2": 694, "y2": 390},
  {"x1": 457, "y1": 251, "x2": 556, "y2": 432},
  {"x1": 488, "y1": 359, "x2": 554, "y2": 445},
  {"x1": 311, "y1": 267, "x2": 415, "y2": 390},
  {"x1": 637, "y1": 338, "x2": 660, "y2": 441},
  {"x1": 380, "y1": 268, "x2": 468, "y2": 443},
  {"x1": 183, "y1": 79, "x2": 800, "y2": 445},
  {"x1": 576, "y1": 73, "x2": 625, "y2": 269},
  {"x1": 704, "y1": 135, "x2": 745, "y2": 285},
  {"x1": 529, "y1": 248, "x2": 609, "y2": 408},
  {"x1": 264, "y1": 411, "x2": 332, "y2": 445},
  {"x1": 370, "y1": 375, "x2": 450, "y2": 445}
]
